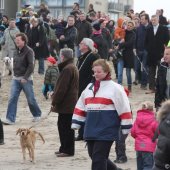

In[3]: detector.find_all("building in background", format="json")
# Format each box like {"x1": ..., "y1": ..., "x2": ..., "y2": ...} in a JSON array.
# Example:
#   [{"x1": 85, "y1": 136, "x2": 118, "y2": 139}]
[
  {"x1": 0, "y1": 0, "x2": 18, "y2": 18},
  {"x1": 1, "y1": 0, "x2": 133, "y2": 20}
]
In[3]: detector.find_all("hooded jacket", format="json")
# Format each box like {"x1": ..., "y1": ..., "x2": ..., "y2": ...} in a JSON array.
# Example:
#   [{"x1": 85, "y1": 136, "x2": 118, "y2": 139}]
[
  {"x1": 131, "y1": 109, "x2": 158, "y2": 152},
  {"x1": 153, "y1": 104, "x2": 170, "y2": 170},
  {"x1": 114, "y1": 18, "x2": 125, "y2": 40}
]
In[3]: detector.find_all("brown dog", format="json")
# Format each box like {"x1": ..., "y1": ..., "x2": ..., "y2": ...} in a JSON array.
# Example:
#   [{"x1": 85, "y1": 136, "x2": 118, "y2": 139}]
[{"x1": 16, "y1": 128, "x2": 45, "y2": 163}]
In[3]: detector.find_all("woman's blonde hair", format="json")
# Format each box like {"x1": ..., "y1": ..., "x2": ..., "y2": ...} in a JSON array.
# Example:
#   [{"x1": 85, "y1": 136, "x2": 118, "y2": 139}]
[
  {"x1": 92, "y1": 59, "x2": 112, "y2": 73},
  {"x1": 141, "y1": 101, "x2": 154, "y2": 111},
  {"x1": 127, "y1": 20, "x2": 135, "y2": 27}
]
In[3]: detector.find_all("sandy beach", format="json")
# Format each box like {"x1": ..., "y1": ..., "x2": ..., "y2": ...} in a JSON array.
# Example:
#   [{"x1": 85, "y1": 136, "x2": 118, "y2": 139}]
[{"x1": 0, "y1": 58, "x2": 154, "y2": 170}]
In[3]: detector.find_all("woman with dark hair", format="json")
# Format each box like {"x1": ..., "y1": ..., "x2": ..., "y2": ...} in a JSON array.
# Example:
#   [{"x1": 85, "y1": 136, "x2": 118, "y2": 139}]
[
  {"x1": 25, "y1": 17, "x2": 49, "y2": 74},
  {"x1": 2, "y1": 15, "x2": 9, "y2": 28},
  {"x1": 117, "y1": 21, "x2": 136, "y2": 92}
]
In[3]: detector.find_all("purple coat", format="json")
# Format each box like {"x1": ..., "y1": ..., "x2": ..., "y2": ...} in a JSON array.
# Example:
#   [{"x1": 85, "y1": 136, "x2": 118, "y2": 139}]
[{"x1": 131, "y1": 109, "x2": 158, "y2": 152}]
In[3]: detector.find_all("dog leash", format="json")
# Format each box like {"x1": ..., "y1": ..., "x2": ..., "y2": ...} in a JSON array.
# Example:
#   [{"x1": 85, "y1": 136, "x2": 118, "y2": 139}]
[
  {"x1": 136, "y1": 54, "x2": 149, "y2": 75},
  {"x1": 29, "y1": 108, "x2": 52, "y2": 129}
]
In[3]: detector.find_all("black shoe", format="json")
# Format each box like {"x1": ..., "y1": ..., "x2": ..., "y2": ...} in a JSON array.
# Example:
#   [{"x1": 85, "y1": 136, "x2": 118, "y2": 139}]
[
  {"x1": 133, "y1": 80, "x2": 138, "y2": 85},
  {"x1": 0, "y1": 139, "x2": 4, "y2": 145},
  {"x1": 114, "y1": 158, "x2": 127, "y2": 163},
  {"x1": 54, "y1": 151, "x2": 60, "y2": 155},
  {"x1": 75, "y1": 136, "x2": 83, "y2": 141}
]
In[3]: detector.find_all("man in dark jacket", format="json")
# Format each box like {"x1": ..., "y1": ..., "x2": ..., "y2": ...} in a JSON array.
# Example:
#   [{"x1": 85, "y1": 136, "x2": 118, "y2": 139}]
[
  {"x1": 91, "y1": 22, "x2": 108, "y2": 59},
  {"x1": 156, "y1": 9, "x2": 168, "y2": 26},
  {"x1": 59, "y1": 15, "x2": 77, "y2": 51},
  {"x1": 75, "y1": 38, "x2": 100, "y2": 141},
  {"x1": 135, "y1": 14, "x2": 150, "y2": 89},
  {"x1": 75, "y1": 12, "x2": 92, "y2": 57},
  {"x1": 145, "y1": 15, "x2": 169, "y2": 94},
  {"x1": 155, "y1": 46, "x2": 170, "y2": 109},
  {"x1": 2, "y1": 33, "x2": 42, "y2": 125},
  {"x1": 51, "y1": 48, "x2": 79, "y2": 157}
]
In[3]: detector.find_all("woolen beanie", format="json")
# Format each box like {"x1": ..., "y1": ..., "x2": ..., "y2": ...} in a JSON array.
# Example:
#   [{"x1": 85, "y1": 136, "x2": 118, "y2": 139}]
[
  {"x1": 47, "y1": 56, "x2": 56, "y2": 64},
  {"x1": 92, "y1": 22, "x2": 101, "y2": 31}
]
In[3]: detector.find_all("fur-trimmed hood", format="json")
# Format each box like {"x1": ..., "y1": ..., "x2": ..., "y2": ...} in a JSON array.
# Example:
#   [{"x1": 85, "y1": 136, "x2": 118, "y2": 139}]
[{"x1": 158, "y1": 100, "x2": 170, "y2": 121}]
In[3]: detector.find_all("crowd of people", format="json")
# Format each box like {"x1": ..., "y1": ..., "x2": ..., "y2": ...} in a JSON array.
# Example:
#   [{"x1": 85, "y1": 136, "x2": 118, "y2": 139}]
[{"x1": 0, "y1": 2, "x2": 170, "y2": 170}]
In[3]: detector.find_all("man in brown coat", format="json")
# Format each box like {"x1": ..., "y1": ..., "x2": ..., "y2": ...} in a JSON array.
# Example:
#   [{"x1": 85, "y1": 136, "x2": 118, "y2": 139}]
[{"x1": 51, "y1": 48, "x2": 79, "y2": 157}]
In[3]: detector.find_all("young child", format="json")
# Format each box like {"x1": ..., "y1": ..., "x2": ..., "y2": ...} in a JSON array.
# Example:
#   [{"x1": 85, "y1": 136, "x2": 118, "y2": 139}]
[
  {"x1": 131, "y1": 101, "x2": 158, "y2": 170},
  {"x1": 0, "y1": 119, "x2": 4, "y2": 145},
  {"x1": 42, "y1": 56, "x2": 59, "y2": 99},
  {"x1": 114, "y1": 18, "x2": 126, "y2": 42}
]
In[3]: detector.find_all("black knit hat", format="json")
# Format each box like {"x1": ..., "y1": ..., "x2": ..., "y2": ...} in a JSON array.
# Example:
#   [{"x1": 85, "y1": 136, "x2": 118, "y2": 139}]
[{"x1": 92, "y1": 22, "x2": 101, "y2": 31}]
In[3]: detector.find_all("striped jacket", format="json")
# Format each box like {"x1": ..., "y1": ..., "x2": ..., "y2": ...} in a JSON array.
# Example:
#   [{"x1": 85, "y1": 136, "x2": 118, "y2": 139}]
[{"x1": 72, "y1": 80, "x2": 132, "y2": 141}]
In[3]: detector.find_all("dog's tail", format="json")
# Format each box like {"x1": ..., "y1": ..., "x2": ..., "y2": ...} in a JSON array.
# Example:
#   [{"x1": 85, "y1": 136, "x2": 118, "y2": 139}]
[{"x1": 35, "y1": 131, "x2": 45, "y2": 144}]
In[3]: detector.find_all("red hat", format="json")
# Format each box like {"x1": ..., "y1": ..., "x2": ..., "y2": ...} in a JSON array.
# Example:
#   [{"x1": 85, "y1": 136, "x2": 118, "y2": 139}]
[{"x1": 47, "y1": 57, "x2": 56, "y2": 64}]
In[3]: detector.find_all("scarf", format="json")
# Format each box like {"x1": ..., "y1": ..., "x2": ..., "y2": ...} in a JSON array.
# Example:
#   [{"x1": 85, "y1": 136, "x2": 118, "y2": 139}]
[
  {"x1": 93, "y1": 29, "x2": 102, "y2": 35},
  {"x1": 93, "y1": 72, "x2": 111, "y2": 97}
]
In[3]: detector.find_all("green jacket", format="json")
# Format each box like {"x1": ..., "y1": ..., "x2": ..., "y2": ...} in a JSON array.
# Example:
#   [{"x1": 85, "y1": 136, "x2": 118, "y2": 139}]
[{"x1": 44, "y1": 66, "x2": 59, "y2": 86}]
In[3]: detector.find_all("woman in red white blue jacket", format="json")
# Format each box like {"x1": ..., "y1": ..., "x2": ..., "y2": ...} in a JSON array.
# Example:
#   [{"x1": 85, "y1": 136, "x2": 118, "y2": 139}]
[{"x1": 72, "y1": 59, "x2": 132, "y2": 170}]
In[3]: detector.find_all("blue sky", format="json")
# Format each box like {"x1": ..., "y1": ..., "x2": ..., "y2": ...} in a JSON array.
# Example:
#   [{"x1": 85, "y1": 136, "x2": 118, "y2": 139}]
[{"x1": 134, "y1": 0, "x2": 170, "y2": 20}]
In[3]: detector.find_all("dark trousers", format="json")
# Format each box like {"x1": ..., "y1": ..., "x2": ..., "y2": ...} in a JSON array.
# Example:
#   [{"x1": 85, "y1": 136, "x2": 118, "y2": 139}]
[
  {"x1": 58, "y1": 114, "x2": 75, "y2": 155},
  {"x1": 115, "y1": 129, "x2": 128, "y2": 161},
  {"x1": 135, "y1": 50, "x2": 148, "y2": 86},
  {"x1": 148, "y1": 65, "x2": 157, "y2": 90},
  {"x1": 0, "y1": 119, "x2": 4, "y2": 142},
  {"x1": 137, "y1": 151, "x2": 154, "y2": 170},
  {"x1": 87, "y1": 140, "x2": 118, "y2": 170}
]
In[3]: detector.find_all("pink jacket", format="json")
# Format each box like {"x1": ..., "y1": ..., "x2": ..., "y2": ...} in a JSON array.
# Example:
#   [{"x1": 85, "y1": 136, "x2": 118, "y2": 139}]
[{"x1": 131, "y1": 110, "x2": 158, "y2": 152}]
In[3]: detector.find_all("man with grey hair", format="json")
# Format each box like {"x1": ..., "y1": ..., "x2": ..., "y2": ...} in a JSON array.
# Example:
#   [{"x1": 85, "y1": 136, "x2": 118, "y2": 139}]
[
  {"x1": 51, "y1": 48, "x2": 79, "y2": 157},
  {"x1": 145, "y1": 14, "x2": 169, "y2": 94},
  {"x1": 75, "y1": 38, "x2": 100, "y2": 141}
]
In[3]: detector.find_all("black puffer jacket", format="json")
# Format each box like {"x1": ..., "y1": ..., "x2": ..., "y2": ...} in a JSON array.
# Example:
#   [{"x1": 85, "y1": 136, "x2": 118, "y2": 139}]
[
  {"x1": 59, "y1": 26, "x2": 77, "y2": 50},
  {"x1": 119, "y1": 29, "x2": 136, "y2": 68},
  {"x1": 153, "y1": 112, "x2": 170, "y2": 170},
  {"x1": 91, "y1": 33, "x2": 108, "y2": 59}
]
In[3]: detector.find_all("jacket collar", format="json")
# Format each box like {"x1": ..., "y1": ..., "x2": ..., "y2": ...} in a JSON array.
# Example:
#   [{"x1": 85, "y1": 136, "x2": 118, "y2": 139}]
[{"x1": 58, "y1": 58, "x2": 74, "y2": 72}]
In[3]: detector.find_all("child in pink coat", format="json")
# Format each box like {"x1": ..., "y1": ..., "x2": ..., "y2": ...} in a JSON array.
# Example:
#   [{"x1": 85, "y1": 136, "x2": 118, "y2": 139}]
[{"x1": 131, "y1": 101, "x2": 158, "y2": 170}]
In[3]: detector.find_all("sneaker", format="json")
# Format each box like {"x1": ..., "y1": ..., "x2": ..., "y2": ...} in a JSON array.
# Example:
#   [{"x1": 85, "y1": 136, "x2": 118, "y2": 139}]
[
  {"x1": 114, "y1": 158, "x2": 127, "y2": 163},
  {"x1": 1, "y1": 118, "x2": 15, "y2": 125},
  {"x1": 32, "y1": 117, "x2": 41, "y2": 122}
]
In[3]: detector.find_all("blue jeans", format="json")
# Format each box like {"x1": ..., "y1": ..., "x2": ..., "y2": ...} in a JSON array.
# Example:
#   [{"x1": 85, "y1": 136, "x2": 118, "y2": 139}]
[
  {"x1": 117, "y1": 59, "x2": 132, "y2": 85},
  {"x1": 136, "y1": 151, "x2": 154, "y2": 170},
  {"x1": 6, "y1": 79, "x2": 42, "y2": 122},
  {"x1": 135, "y1": 50, "x2": 148, "y2": 86},
  {"x1": 38, "y1": 58, "x2": 45, "y2": 74}
]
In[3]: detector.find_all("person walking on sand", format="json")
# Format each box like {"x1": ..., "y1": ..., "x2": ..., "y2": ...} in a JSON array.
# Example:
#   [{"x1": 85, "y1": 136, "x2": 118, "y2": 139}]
[
  {"x1": 72, "y1": 59, "x2": 132, "y2": 170},
  {"x1": 2, "y1": 33, "x2": 42, "y2": 125}
]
